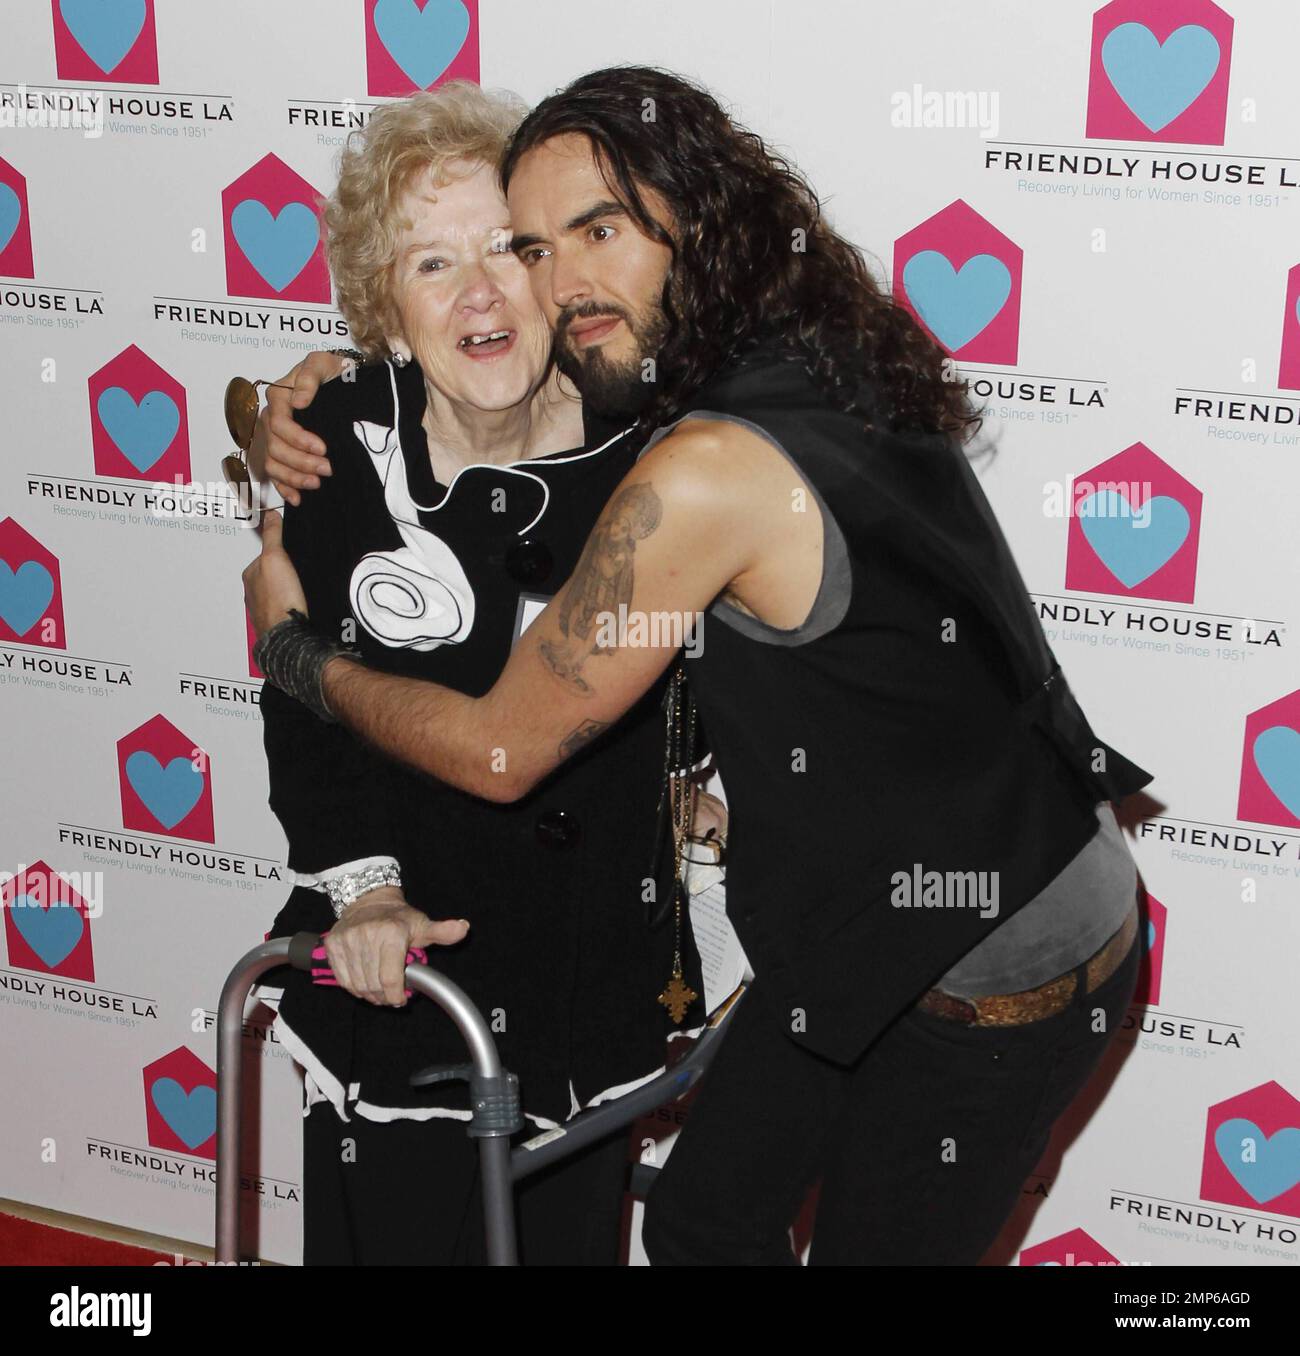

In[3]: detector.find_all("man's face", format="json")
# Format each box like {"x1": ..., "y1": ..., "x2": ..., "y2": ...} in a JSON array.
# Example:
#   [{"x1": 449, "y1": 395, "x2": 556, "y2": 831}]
[{"x1": 507, "y1": 133, "x2": 675, "y2": 417}]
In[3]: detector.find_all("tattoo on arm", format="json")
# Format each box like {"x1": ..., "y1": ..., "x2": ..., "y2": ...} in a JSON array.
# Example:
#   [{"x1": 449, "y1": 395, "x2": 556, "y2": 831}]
[
  {"x1": 558, "y1": 719, "x2": 609, "y2": 759},
  {"x1": 541, "y1": 481, "x2": 662, "y2": 694}
]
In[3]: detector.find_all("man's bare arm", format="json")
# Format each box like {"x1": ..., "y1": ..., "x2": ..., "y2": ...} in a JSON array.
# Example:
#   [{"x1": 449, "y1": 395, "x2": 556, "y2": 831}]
[{"x1": 316, "y1": 425, "x2": 757, "y2": 801}]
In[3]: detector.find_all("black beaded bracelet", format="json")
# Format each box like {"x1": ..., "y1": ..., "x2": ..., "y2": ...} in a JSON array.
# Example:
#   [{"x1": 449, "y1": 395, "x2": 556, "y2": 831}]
[{"x1": 252, "y1": 609, "x2": 357, "y2": 723}]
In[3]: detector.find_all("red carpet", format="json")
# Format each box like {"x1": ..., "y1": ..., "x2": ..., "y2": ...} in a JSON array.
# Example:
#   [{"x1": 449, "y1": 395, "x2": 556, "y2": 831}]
[{"x1": 0, "y1": 1211, "x2": 184, "y2": 1267}]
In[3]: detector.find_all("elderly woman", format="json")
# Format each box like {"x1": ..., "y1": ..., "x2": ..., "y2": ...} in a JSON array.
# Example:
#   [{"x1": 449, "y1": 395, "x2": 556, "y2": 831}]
[{"x1": 250, "y1": 83, "x2": 709, "y2": 1266}]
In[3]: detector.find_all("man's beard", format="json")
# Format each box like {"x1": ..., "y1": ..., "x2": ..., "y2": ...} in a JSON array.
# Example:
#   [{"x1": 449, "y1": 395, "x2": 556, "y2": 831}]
[{"x1": 554, "y1": 298, "x2": 669, "y2": 419}]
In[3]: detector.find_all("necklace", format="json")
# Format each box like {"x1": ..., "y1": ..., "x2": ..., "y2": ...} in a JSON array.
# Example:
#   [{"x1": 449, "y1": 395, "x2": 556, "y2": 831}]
[{"x1": 657, "y1": 663, "x2": 700, "y2": 1024}]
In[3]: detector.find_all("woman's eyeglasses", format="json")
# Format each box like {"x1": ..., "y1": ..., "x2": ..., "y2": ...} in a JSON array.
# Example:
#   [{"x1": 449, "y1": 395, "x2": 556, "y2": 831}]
[{"x1": 683, "y1": 827, "x2": 726, "y2": 868}]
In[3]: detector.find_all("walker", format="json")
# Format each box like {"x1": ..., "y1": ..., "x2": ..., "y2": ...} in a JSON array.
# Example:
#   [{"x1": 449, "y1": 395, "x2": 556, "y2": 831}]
[{"x1": 215, "y1": 931, "x2": 745, "y2": 1265}]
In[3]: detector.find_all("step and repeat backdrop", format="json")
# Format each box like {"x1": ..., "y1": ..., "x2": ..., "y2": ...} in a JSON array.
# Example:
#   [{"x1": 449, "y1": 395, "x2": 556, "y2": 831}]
[{"x1": 1, "y1": 0, "x2": 1297, "y2": 1267}]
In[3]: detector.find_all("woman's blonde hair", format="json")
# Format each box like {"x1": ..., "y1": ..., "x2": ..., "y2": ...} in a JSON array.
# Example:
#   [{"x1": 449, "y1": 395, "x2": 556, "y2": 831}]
[{"x1": 325, "y1": 81, "x2": 529, "y2": 357}]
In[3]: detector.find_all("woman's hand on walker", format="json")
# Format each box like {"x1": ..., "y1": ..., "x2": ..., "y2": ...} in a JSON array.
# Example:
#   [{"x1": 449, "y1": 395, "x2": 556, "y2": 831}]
[{"x1": 322, "y1": 887, "x2": 470, "y2": 1007}]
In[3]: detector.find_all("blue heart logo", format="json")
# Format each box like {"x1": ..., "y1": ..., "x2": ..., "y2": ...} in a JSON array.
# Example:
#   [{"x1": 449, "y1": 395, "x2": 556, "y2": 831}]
[
  {"x1": 150, "y1": 1077, "x2": 217, "y2": 1151},
  {"x1": 1214, "y1": 1117, "x2": 1300, "y2": 1205},
  {"x1": 902, "y1": 250, "x2": 1011, "y2": 352},
  {"x1": 59, "y1": 0, "x2": 147, "y2": 75},
  {"x1": 1253, "y1": 725, "x2": 1300, "y2": 820},
  {"x1": 12, "y1": 895, "x2": 84, "y2": 969},
  {"x1": 125, "y1": 751, "x2": 204, "y2": 830},
  {"x1": 374, "y1": 0, "x2": 470, "y2": 89},
  {"x1": 0, "y1": 560, "x2": 54, "y2": 638},
  {"x1": 1144, "y1": 918, "x2": 1156, "y2": 951},
  {"x1": 1078, "y1": 490, "x2": 1190, "y2": 588},
  {"x1": 230, "y1": 200, "x2": 320, "y2": 293},
  {"x1": 0, "y1": 182, "x2": 21, "y2": 256},
  {"x1": 1102, "y1": 23, "x2": 1220, "y2": 133},
  {"x1": 96, "y1": 387, "x2": 180, "y2": 473}
]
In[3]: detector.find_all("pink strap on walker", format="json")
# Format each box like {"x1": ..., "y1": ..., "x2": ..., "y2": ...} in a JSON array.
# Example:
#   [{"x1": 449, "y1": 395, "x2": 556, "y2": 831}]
[{"x1": 309, "y1": 935, "x2": 429, "y2": 998}]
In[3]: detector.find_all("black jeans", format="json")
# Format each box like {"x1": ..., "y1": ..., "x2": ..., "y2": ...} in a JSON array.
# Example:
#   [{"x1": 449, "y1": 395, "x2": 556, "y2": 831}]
[
  {"x1": 643, "y1": 920, "x2": 1141, "y2": 1265},
  {"x1": 302, "y1": 1107, "x2": 631, "y2": 1265}
]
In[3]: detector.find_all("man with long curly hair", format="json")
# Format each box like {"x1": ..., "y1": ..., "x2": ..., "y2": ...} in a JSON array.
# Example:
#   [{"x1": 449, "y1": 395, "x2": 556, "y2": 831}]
[{"x1": 246, "y1": 67, "x2": 1154, "y2": 1265}]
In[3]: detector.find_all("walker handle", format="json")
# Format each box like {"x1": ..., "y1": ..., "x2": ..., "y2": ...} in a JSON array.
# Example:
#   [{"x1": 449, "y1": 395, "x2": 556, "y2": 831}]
[
  {"x1": 285, "y1": 931, "x2": 320, "y2": 972},
  {"x1": 283, "y1": 930, "x2": 427, "y2": 996}
]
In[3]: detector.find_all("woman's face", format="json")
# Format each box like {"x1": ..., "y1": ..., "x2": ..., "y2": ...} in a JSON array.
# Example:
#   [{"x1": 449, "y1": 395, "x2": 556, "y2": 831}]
[{"x1": 386, "y1": 158, "x2": 552, "y2": 413}]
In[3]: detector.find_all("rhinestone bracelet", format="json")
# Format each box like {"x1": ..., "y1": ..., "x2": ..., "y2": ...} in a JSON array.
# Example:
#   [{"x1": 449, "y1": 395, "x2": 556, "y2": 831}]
[{"x1": 324, "y1": 862, "x2": 403, "y2": 918}]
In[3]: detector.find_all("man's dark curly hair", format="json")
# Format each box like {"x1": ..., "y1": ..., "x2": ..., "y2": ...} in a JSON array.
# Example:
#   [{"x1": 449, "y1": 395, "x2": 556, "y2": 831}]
[{"x1": 500, "y1": 65, "x2": 985, "y2": 443}]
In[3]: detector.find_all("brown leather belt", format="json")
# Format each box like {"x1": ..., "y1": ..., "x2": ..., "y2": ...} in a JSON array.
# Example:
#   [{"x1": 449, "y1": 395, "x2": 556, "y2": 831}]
[{"x1": 915, "y1": 901, "x2": 1139, "y2": 1027}]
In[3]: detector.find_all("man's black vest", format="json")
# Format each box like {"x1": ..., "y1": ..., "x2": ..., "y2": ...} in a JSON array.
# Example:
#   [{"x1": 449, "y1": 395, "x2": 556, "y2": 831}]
[{"x1": 650, "y1": 342, "x2": 1154, "y2": 1066}]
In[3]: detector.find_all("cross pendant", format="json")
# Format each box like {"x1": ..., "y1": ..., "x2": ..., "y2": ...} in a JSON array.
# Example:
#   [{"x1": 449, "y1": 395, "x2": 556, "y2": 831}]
[{"x1": 657, "y1": 973, "x2": 698, "y2": 1025}]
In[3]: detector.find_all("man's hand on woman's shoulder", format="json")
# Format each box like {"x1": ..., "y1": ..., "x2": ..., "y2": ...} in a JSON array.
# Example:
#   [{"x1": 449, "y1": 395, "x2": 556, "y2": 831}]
[{"x1": 250, "y1": 351, "x2": 349, "y2": 504}]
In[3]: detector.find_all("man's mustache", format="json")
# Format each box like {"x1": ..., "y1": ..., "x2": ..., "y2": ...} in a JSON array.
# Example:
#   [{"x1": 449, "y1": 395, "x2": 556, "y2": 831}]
[{"x1": 555, "y1": 301, "x2": 635, "y2": 343}]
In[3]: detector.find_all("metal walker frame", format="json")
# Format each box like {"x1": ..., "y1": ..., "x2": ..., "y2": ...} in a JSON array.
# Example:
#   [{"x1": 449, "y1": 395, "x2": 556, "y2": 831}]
[{"x1": 215, "y1": 931, "x2": 744, "y2": 1265}]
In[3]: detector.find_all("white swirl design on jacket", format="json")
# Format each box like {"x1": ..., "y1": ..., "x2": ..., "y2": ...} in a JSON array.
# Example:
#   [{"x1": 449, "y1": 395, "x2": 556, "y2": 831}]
[
  {"x1": 346, "y1": 361, "x2": 633, "y2": 652},
  {"x1": 347, "y1": 416, "x2": 476, "y2": 651}
]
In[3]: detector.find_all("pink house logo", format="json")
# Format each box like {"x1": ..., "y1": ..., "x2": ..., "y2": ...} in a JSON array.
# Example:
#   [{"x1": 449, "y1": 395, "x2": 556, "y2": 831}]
[
  {"x1": 143, "y1": 1047, "x2": 216, "y2": 1158},
  {"x1": 1202, "y1": 1081, "x2": 1300, "y2": 1217},
  {"x1": 1237, "y1": 690, "x2": 1300, "y2": 830},
  {"x1": 1086, "y1": 0, "x2": 1234, "y2": 145},
  {"x1": 0, "y1": 518, "x2": 65, "y2": 648},
  {"x1": 364, "y1": 0, "x2": 479, "y2": 94},
  {"x1": 893, "y1": 201, "x2": 1022, "y2": 365},
  {"x1": 51, "y1": 0, "x2": 160, "y2": 84},
  {"x1": 222, "y1": 155, "x2": 329, "y2": 304},
  {"x1": 1064, "y1": 443, "x2": 1201, "y2": 603},
  {"x1": 117, "y1": 714, "x2": 214, "y2": 843},
  {"x1": 88, "y1": 344, "x2": 190, "y2": 483},
  {"x1": 1277, "y1": 263, "x2": 1300, "y2": 391},
  {"x1": 1021, "y1": 1227, "x2": 1121, "y2": 1265},
  {"x1": 2, "y1": 860, "x2": 95, "y2": 982},
  {"x1": 0, "y1": 158, "x2": 35, "y2": 280},
  {"x1": 1135, "y1": 891, "x2": 1166, "y2": 1005}
]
